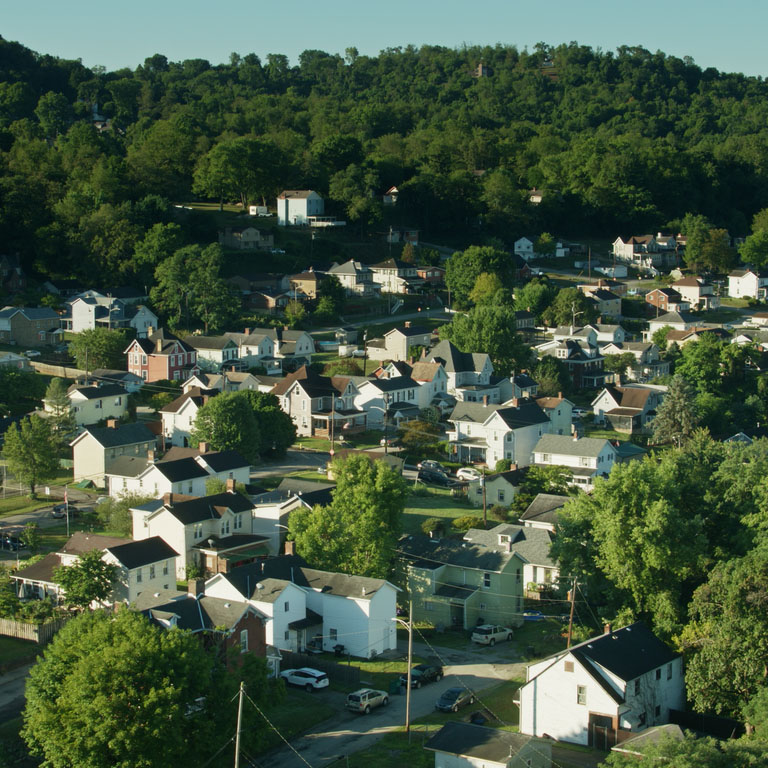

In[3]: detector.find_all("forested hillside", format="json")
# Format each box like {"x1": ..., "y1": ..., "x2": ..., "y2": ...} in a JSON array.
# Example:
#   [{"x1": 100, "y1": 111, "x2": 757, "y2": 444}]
[{"x1": 3, "y1": 36, "x2": 768, "y2": 284}]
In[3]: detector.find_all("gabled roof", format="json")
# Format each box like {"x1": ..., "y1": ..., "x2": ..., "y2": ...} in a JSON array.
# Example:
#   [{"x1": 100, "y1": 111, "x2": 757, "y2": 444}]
[
  {"x1": 448, "y1": 401, "x2": 501, "y2": 423},
  {"x1": 463, "y1": 523, "x2": 554, "y2": 567},
  {"x1": 157, "y1": 491, "x2": 255, "y2": 525},
  {"x1": 384, "y1": 325, "x2": 430, "y2": 338},
  {"x1": 72, "y1": 422, "x2": 154, "y2": 449},
  {"x1": 134, "y1": 590, "x2": 263, "y2": 632},
  {"x1": 371, "y1": 257, "x2": 410, "y2": 270},
  {"x1": 61, "y1": 531, "x2": 128, "y2": 555},
  {"x1": 127, "y1": 328, "x2": 194, "y2": 356},
  {"x1": 520, "y1": 493, "x2": 570, "y2": 525},
  {"x1": 105, "y1": 537, "x2": 178, "y2": 569},
  {"x1": 278, "y1": 190, "x2": 319, "y2": 199},
  {"x1": 409, "y1": 362, "x2": 443, "y2": 382},
  {"x1": 183, "y1": 335, "x2": 238, "y2": 351},
  {"x1": 429, "y1": 340, "x2": 490, "y2": 374},
  {"x1": 0, "y1": 306, "x2": 60, "y2": 321},
  {"x1": 534, "y1": 434, "x2": 614, "y2": 458},
  {"x1": 159, "y1": 387, "x2": 217, "y2": 414},
  {"x1": 425, "y1": 722, "x2": 534, "y2": 762},
  {"x1": 68, "y1": 383, "x2": 127, "y2": 401},
  {"x1": 512, "y1": 373, "x2": 537, "y2": 389},
  {"x1": 105, "y1": 455, "x2": 150, "y2": 478},
  {"x1": 362, "y1": 375, "x2": 418, "y2": 393},
  {"x1": 397, "y1": 533, "x2": 520, "y2": 573},
  {"x1": 196, "y1": 449, "x2": 250, "y2": 472},
  {"x1": 491, "y1": 401, "x2": 550, "y2": 430},
  {"x1": 147, "y1": 457, "x2": 209, "y2": 483}
]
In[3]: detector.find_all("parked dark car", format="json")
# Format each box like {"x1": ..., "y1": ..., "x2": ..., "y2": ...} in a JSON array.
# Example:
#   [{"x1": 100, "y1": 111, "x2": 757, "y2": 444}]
[
  {"x1": 436, "y1": 687, "x2": 475, "y2": 712},
  {"x1": 417, "y1": 460, "x2": 446, "y2": 473},
  {"x1": 400, "y1": 663, "x2": 444, "y2": 689},
  {"x1": 51, "y1": 503, "x2": 79, "y2": 519},
  {"x1": 417, "y1": 469, "x2": 458, "y2": 488},
  {"x1": 1, "y1": 535, "x2": 26, "y2": 551}
]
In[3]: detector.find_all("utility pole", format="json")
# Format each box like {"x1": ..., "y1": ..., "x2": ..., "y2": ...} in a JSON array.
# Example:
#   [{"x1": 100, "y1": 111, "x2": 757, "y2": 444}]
[
  {"x1": 330, "y1": 395, "x2": 336, "y2": 459},
  {"x1": 481, "y1": 467, "x2": 487, "y2": 529},
  {"x1": 566, "y1": 578, "x2": 578, "y2": 648},
  {"x1": 234, "y1": 681, "x2": 245, "y2": 768},
  {"x1": 405, "y1": 600, "x2": 413, "y2": 736}
]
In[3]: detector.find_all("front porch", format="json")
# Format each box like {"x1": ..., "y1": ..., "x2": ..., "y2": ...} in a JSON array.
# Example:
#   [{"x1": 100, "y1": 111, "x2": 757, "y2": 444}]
[
  {"x1": 311, "y1": 410, "x2": 367, "y2": 438},
  {"x1": 448, "y1": 436, "x2": 488, "y2": 464}
]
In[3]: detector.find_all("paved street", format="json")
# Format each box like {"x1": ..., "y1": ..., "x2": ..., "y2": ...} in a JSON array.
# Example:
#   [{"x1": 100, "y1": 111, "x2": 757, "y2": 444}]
[
  {"x1": 0, "y1": 663, "x2": 32, "y2": 724},
  {"x1": 250, "y1": 449, "x2": 330, "y2": 482}
]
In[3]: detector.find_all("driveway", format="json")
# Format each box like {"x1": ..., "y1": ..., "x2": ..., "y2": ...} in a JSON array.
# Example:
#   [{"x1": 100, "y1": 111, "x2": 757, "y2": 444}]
[
  {"x1": 258, "y1": 649, "x2": 525, "y2": 767},
  {"x1": 250, "y1": 449, "x2": 330, "y2": 482},
  {"x1": 0, "y1": 663, "x2": 33, "y2": 724}
]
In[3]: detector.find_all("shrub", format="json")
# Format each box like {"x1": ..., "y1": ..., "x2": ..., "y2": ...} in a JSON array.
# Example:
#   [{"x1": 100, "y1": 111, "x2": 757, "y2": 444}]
[
  {"x1": 451, "y1": 515, "x2": 485, "y2": 532},
  {"x1": 495, "y1": 459, "x2": 511, "y2": 473},
  {"x1": 421, "y1": 517, "x2": 446, "y2": 536}
]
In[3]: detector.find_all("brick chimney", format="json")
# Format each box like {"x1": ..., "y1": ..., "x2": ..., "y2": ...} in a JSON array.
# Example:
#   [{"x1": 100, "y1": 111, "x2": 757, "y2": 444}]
[
  {"x1": 511, "y1": 397, "x2": 519, "y2": 408},
  {"x1": 163, "y1": 492, "x2": 173, "y2": 507},
  {"x1": 284, "y1": 540, "x2": 295, "y2": 556},
  {"x1": 147, "y1": 325, "x2": 154, "y2": 337},
  {"x1": 404, "y1": 321, "x2": 411, "y2": 329},
  {"x1": 188, "y1": 578, "x2": 205, "y2": 596},
  {"x1": 226, "y1": 478, "x2": 236, "y2": 492},
  {"x1": 603, "y1": 622, "x2": 612, "y2": 635},
  {"x1": 244, "y1": 328, "x2": 250, "y2": 336},
  {"x1": 155, "y1": 338, "x2": 163, "y2": 353},
  {"x1": 198, "y1": 441, "x2": 208, "y2": 454},
  {"x1": 558, "y1": 391, "x2": 563, "y2": 399},
  {"x1": 106, "y1": 419, "x2": 118, "y2": 429},
  {"x1": 147, "y1": 449, "x2": 156, "y2": 463},
  {"x1": 509, "y1": 463, "x2": 518, "y2": 471},
  {"x1": 482, "y1": 395, "x2": 489, "y2": 407}
]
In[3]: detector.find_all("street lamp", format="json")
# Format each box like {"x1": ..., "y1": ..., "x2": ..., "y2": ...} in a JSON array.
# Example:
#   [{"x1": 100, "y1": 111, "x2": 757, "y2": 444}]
[{"x1": 392, "y1": 600, "x2": 414, "y2": 735}]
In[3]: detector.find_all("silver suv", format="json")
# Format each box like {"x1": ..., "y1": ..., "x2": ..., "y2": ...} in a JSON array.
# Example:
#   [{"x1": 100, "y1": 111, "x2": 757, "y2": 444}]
[
  {"x1": 346, "y1": 688, "x2": 389, "y2": 714},
  {"x1": 471, "y1": 624, "x2": 514, "y2": 646}
]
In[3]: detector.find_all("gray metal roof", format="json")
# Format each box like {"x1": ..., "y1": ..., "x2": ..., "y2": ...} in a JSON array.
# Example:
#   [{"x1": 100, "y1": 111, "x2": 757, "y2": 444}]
[
  {"x1": 534, "y1": 434, "x2": 614, "y2": 458},
  {"x1": 425, "y1": 722, "x2": 534, "y2": 761}
]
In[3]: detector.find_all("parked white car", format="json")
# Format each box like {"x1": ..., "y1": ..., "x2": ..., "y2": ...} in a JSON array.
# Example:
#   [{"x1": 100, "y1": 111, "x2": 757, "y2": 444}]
[
  {"x1": 471, "y1": 624, "x2": 514, "y2": 646},
  {"x1": 456, "y1": 467, "x2": 482, "y2": 482},
  {"x1": 280, "y1": 668, "x2": 329, "y2": 691}
]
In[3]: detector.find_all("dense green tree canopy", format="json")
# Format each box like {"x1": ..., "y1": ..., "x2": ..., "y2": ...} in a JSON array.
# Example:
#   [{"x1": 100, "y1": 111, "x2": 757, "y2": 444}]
[
  {"x1": 54, "y1": 550, "x2": 117, "y2": 609},
  {"x1": 289, "y1": 454, "x2": 408, "y2": 577},
  {"x1": 2, "y1": 415, "x2": 60, "y2": 495},
  {"x1": 68, "y1": 328, "x2": 128, "y2": 372}
]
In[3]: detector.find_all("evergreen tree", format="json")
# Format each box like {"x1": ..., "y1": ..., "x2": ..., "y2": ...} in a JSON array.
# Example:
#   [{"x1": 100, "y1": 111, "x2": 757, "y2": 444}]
[
  {"x1": 651, "y1": 375, "x2": 700, "y2": 447},
  {"x1": 44, "y1": 377, "x2": 76, "y2": 451}
]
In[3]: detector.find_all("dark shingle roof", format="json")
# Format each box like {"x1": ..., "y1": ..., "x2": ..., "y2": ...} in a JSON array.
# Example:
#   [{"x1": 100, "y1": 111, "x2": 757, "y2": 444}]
[
  {"x1": 425, "y1": 722, "x2": 534, "y2": 761},
  {"x1": 161, "y1": 492, "x2": 254, "y2": 524},
  {"x1": 134, "y1": 590, "x2": 260, "y2": 631},
  {"x1": 79, "y1": 422, "x2": 155, "y2": 448},
  {"x1": 151, "y1": 457, "x2": 209, "y2": 482},
  {"x1": 69, "y1": 384, "x2": 127, "y2": 400},
  {"x1": 105, "y1": 537, "x2": 178, "y2": 569},
  {"x1": 397, "y1": 534, "x2": 517, "y2": 573},
  {"x1": 197, "y1": 450, "x2": 250, "y2": 472},
  {"x1": 493, "y1": 401, "x2": 550, "y2": 429},
  {"x1": 520, "y1": 494, "x2": 570, "y2": 525}
]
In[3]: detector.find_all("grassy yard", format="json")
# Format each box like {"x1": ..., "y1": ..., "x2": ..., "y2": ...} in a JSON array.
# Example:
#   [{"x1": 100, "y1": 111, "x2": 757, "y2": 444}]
[
  {"x1": 720, "y1": 297, "x2": 750, "y2": 308},
  {"x1": 0, "y1": 496, "x2": 52, "y2": 520},
  {"x1": 261, "y1": 688, "x2": 337, "y2": 749},
  {"x1": 306, "y1": 651, "x2": 425, "y2": 693},
  {"x1": 402, "y1": 486, "x2": 474, "y2": 535},
  {"x1": 0, "y1": 636, "x2": 39, "y2": 667}
]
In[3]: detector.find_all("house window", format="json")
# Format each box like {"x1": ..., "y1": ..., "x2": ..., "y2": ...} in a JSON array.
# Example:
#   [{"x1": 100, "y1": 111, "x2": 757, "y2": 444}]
[
  {"x1": 667, "y1": 663, "x2": 673, "y2": 680},
  {"x1": 136, "y1": 569, "x2": 143, "y2": 583},
  {"x1": 330, "y1": 628, "x2": 338, "y2": 642},
  {"x1": 476, "y1": 487, "x2": 483, "y2": 495},
  {"x1": 163, "y1": 561, "x2": 169, "y2": 575},
  {"x1": 655, "y1": 669, "x2": 661, "y2": 680},
  {"x1": 187, "y1": 483, "x2": 193, "y2": 493},
  {"x1": 424, "y1": 601, "x2": 434, "y2": 612},
  {"x1": 541, "y1": 453, "x2": 551, "y2": 463},
  {"x1": 497, "y1": 491, "x2": 505, "y2": 502},
  {"x1": 284, "y1": 630, "x2": 290, "y2": 641},
  {"x1": 240, "y1": 629, "x2": 248, "y2": 653},
  {"x1": 149, "y1": 565, "x2": 155, "y2": 579},
  {"x1": 284, "y1": 602, "x2": 289, "y2": 612},
  {"x1": 576, "y1": 685, "x2": 586, "y2": 705},
  {"x1": 635, "y1": 679, "x2": 641, "y2": 695},
  {"x1": 580, "y1": 457, "x2": 590, "y2": 467},
  {"x1": 483, "y1": 573, "x2": 491, "y2": 588},
  {"x1": 564, "y1": 661, "x2": 574, "y2": 673},
  {"x1": 655, "y1": 705, "x2": 661, "y2": 717}
]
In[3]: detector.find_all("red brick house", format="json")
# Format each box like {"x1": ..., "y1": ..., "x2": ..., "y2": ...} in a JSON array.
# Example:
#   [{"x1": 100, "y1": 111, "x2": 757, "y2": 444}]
[{"x1": 125, "y1": 328, "x2": 199, "y2": 382}]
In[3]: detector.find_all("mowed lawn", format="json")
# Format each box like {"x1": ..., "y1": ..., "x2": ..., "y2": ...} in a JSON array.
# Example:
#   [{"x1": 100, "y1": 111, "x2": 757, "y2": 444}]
[{"x1": 403, "y1": 486, "x2": 475, "y2": 535}]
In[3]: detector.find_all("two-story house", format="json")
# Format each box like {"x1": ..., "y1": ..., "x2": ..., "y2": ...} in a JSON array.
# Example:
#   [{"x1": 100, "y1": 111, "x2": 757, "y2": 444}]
[
  {"x1": 182, "y1": 371, "x2": 263, "y2": 394},
  {"x1": 70, "y1": 420, "x2": 157, "y2": 486},
  {"x1": 326, "y1": 260, "x2": 380, "y2": 297},
  {"x1": 534, "y1": 395, "x2": 573, "y2": 436},
  {"x1": 408, "y1": 361, "x2": 449, "y2": 409},
  {"x1": 159, "y1": 387, "x2": 217, "y2": 448},
  {"x1": 62, "y1": 383, "x2": 128, "y2": 427},
  {"x1": 539, "y1": 339, "x2": 605, "y2": 389},
  {"x1": 288, "y1": 270, "x2": 321, "y2": 299},
  {"x1": 514, "y1": 237, "x2": 535, "y2": 261},
  {"x1": 204, "y1": 555, "x2": 399, "y2": 658},
  {"x1": 367, "y1": 323, "x2": 433, "y2": 362},
  {"x1": 518, "y1": 622, "x2": 685, "y2": 747},
  {"x1": 277, "y1": 190, "x2": 324, "y2": 226},
  {"x1": 221, "y1": 328, "x2": 281, "y2": 374},
  {"x1": 672, "y1": 276, "x2": 719, "y2": 310},
  {"x1": 645, "y1": 288, "x2": 690, "y2": 314},
  {"x1": 463, "y1": 523, "x2": 558, "y2": 592},
  {"x1": 0, "y1": 306, "x2": 63, "y2": 347},
  {"x1": 125, "y1": 328, "x2": 199, "y2": 382},
  {"x1": 519, "y1": 493, "x2": 570, "y2": 533},
  {"x1": 612, "y1": 235, "x2": 661, "y2": 268},
  {"x1": 131, "y1": 488, "x2": 267, "y2": 578},
  {"x1": 591, "y1": 384, "x2": 667, "y2": 434},
  {"x1": 532, "y1": 435, "x2": 617, "y2": 490},
  {"x1": 218, "y1": 226, "x2": 274, "y2": 250},
  {"x1": 226, "y1": 327, "x2": 315, "y2": 369},
  {"x1": 272, "y1": 366, "x2": 366, "y2": 437},
  {"x1": 599, "y1": 342, "x2": 669, "y2": 382},
  {"x1": 13, "y1": 531, "x2": 178, "y2": 607},
  {"x1": 429, "y1": 340, "x2": 494, "y2": 400},
  {"x1": 354, "y1": 375, "x2": 420, "y2": 429},
  {"x1": 397, "y1": 532, "x2": 525, "y2": 630},
  {"x1": 369, "y1": 258, "x2": 420, "y2": 293},
  {"x1": 728, "y1": 268, "x2": 768, "y2": 300},
  {"x1": 183, "y1": 335, "x2": 240, "y2": 371}
]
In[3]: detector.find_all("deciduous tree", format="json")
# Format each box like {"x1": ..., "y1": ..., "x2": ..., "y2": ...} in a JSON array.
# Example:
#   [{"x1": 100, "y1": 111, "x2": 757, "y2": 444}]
[
  {"x1": 2, "y1": 415, "x2": 59, "y2": 496},
  {"x1": 68, "y1": 328, "x2": 128, "y2": 372},
  {"x1": 54, "y1": 550, "x2": 117, "y2": 609}
]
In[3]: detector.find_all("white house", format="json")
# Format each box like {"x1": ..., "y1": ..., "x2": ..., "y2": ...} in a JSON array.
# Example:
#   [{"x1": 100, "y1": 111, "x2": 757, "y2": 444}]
[
  {"x1": 425, "y1": 722, "x2": 551, "y2": 768},
  {"x1": 326, "y1": 260, "x2": 380, "y2": 297},
  {"x1": 59, "y1": 383, "x2": 128, "y2": 427},
  {"x1": 106, "y1": 449, "x2": 250, "y2": 499},
  {"x1": 591, "y1": 384, "x2": 667, "y2": 434},
  {"x1": 367, "y1": 323, "x2": 433, "y2": 362},
  {"x1": 728, "y1": 268, "x2": 768, "y2": 300},
  {"x1": 532, "y1": 434, "x2": 617, "y2": 490},
  {"x1": 204, "y1": 555, "x2": 399, "y2": 658},
  {"x1": 354, "y1": 376, "x2": 420, "y2": 428},
  {"x1": 519, "y1": 493, "x2": 570, "y2": 533},
  {"x1": 183, "y1": 335, "x2": 240, "y2": 370},
  {"x1": 130, "y1": 488, "x2": 266, "y2": 578},
  {"x1": 672, "y1": 276, "x2": 719, "y2": 310},
  {"x1": 518, "y1": 622, "x2": 685, "y2": 747},
  {"x1": 277, "y1": 190, "x2": 324, "y2": 226},
  {"x1": 534, "y1": 396, "x2": 573, "y2": 436},
  {"x1": 12, "y1": 532, "x2": 178, "y2": 606},
  {"x1": 514, "y1": 237, "x2": 535, "y2": 261},
  {"x1": 160, "y1": 388, "x2": 217, "y2": 448},
  {"x1": 408, "y1": 361, "x2": 449, "y2": 409},
  {"x1": 369, "y1": 258, "x2": 420, "y2": 294},
  {"x1": 429, "y1": 340, "x2": 494, "y2": 399},
  {"x1": 447, "y1": 399, "x2": 551, "y2": 466}
]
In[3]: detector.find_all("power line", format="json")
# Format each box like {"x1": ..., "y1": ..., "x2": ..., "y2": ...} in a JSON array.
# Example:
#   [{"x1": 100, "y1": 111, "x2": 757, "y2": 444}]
[{"x1": 245, "y1": 690, "x2": 314, "y2": 768}]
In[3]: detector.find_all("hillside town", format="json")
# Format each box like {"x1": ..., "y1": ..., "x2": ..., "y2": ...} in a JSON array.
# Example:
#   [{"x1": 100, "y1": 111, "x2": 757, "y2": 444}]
[{"x1": 2, "y1": 31, "x2": 768, "y2": 768}]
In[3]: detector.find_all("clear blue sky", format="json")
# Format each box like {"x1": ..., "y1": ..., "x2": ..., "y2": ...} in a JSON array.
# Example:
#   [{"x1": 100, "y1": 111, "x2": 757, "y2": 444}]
[{"x1": 4, "y1": 0, "x2": 767, "y2": 77}]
